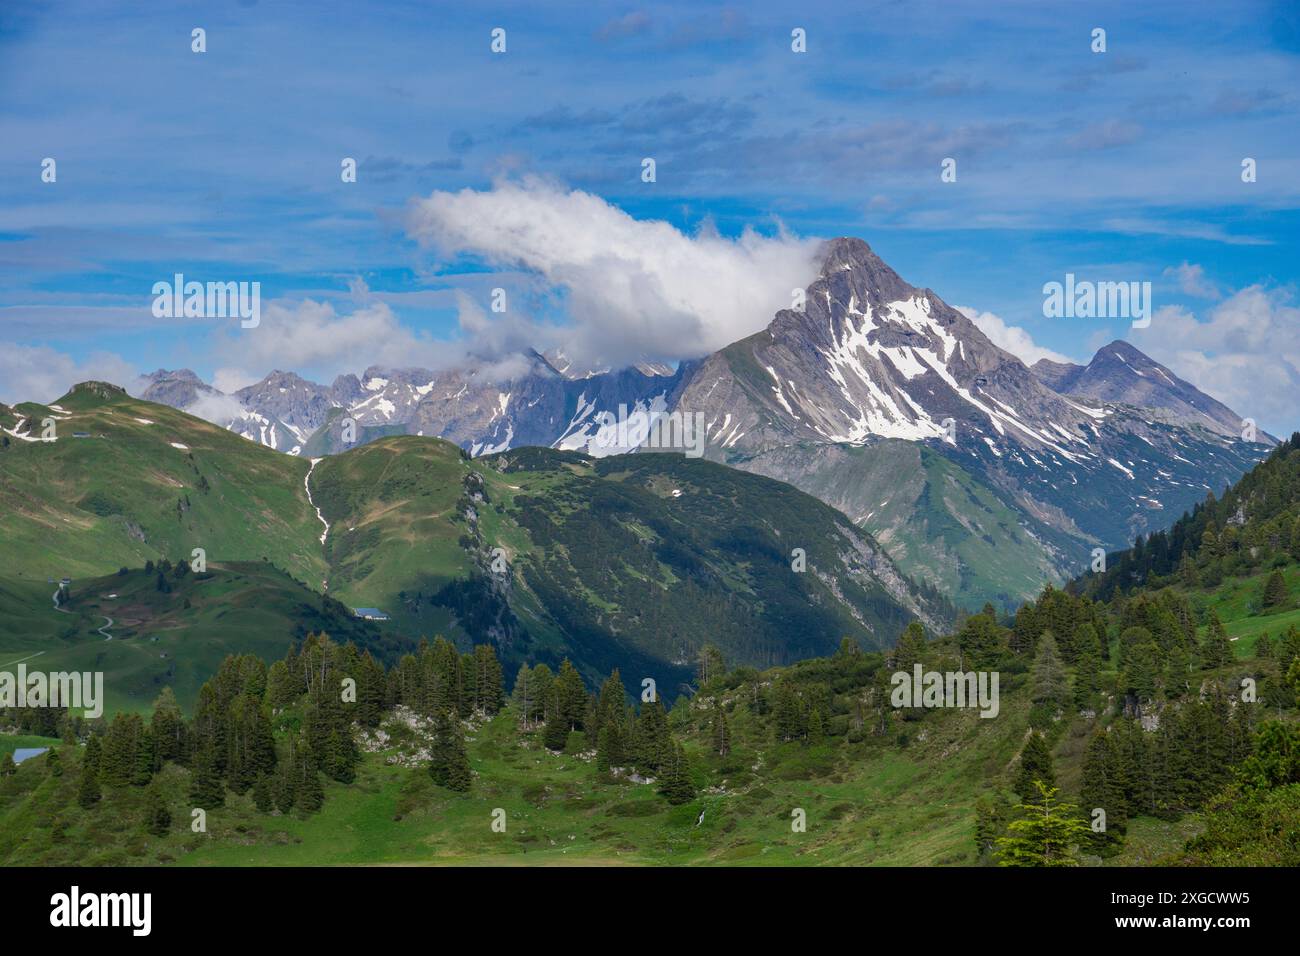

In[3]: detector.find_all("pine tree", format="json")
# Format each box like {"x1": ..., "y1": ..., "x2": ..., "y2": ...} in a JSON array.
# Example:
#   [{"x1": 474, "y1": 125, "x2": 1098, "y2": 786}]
[
  {"x1": 633, "y1": 699, "x2": 672, "y2": 772},
  {"x1": 807, "y1": 706, "x2": 826, "y2": 743},
  {"x1": 1015, "y1": 732, "x2": 1056, "y2": 803},
  {"x1": 596, "y1": 721, "x2": 624, "y2": 772},
  {"x1": 893, "y1": 621, "x2": 926, "y2": 673},
  {"x1": 957, "y1": 609, "x2": 1006, "y2": 668},
  {"x1": 144, "y1": 785, "x2": 171, "y2": 837},
  {"x1": 657, "y1": 740, "x2": 695, "y2": 805},
  {"x1": 542, "y1": 689, "x2": 570, "y2": 752},
  {"x1": 1202, "y1": 611, "x2": 1233, "y2": 669},
  {"x1": 0, "y1": 753, "x2": 15, "y2": 777},
  {"x1": 1262, "y1": 569, "x2": 1289, "y2": 609},
  {"x1": 429, "y1": 709, "x2": 471, "y2": 791},
  {"x1": 974, "y1": 795, "x2": 1005, "y2": 861},
  {"x1": 995, "y1": 782, "x2": 1090, "y2": 867},
  {"x1": 696, "y1": 644, "x2": 726, "y2": 687},
  {"x1": 1123, "y1": 639, "x2": 1161, "y2": 702},
  {"x1": 772, "y1": 682, "x2": 802, "y2": 742},
  {"x1": 297, "y1": 762, "x2": 325, "y2": 813},
  {"x1": 1073, "y1": 638, "x2": 1101, "y2": 712},
  {"x1": 188, "y1": 744, "x2": 225, "y2": 809},
  {"x1": 46, "y1": 749, "x2": 63, "y2": 777},
  {"x1": 712, "y1": 702, "x2": 731, "y2": 757},
  {"x1": 553, "y1": 659, "x2": 587, "y2": 731},
  {"x1": 76, "y1": 747, "x2": 101, "y2": 809},
  {"x1": 252, "y1": 774, "x2": 274, "y2": 813},
  {"x1": 1031, "y1": 630, "x2": 1070, "y2": 712},
  {"x1": 1080, "y1": 730, "x2": 1128, "y2": 853}
]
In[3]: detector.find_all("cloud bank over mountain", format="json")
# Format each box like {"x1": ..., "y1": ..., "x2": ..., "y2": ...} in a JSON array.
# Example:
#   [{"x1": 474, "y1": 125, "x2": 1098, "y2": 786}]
[{"x1": 405, "y1": 178, "x2": 821, "y2": 370}]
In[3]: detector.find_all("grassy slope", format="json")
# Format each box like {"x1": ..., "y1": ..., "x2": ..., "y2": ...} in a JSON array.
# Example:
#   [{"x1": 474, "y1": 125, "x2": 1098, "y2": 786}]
[
  {"x1": 0, "y1": 383, "x2": 326, "y2": 584},
  {"x1": 312, "y1": 438, "x2": 945, "y2": 681},
  {"x1": 734, "y1": 440, "x2": 1070, "y2": 613},
  {"x1": 1193, "y1": 563, "x2": 1300, "y2": 656},
  {"x1": 0, "y1": 563, "x2": 396, "y2": 713}
]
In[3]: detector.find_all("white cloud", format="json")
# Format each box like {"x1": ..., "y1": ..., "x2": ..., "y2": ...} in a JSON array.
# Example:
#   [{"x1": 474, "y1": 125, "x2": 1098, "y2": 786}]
[
  {"x1": 209, "y1": 298, "x2": 447, "y2": 381},
  {"x1": 1163, "y1": 261, "x2": 1220, "y2": 299},
  {"x1": 1132, "y1": 285, "x2": 1300, "y2": 435},
  {"x1": 211, "y1": 368, "x2": 260, "y2": 394},
  {"x1": 405, "y1": 177, "x2": 821, "y2": 368},
  {"x1": 957, "y1": 306, "x2": 1074, "y2": 366},
  {"x1": 184, "y1": 391, "x2": 249, "y2": 427},
  {"x1": 0, "y1": 345, "x2": 136, "y2": 405}
]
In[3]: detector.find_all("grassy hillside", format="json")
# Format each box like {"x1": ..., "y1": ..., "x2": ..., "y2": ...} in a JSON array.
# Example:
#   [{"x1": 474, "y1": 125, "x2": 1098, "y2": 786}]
[
  {"x1": 1, "y1": 388, "x2": 949, "y2": 690},
  {"x1": 0, "y1": 382, "x2": 327, "y2": 584},
  {"x1": 0, "y1": 563, "x2": 401, "y2": 713},
  {"x1": 737, "y1": 440, "x2": 1072, "y2": 612},
  {"x1": 312, "y1": 438, "x2": 952, "y2": 686}
]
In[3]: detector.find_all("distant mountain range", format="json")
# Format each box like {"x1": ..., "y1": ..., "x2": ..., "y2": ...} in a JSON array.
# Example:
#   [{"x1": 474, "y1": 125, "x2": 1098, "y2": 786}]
[{"x1": 127, "y1": 238, "x2": 1270, "y2": 609}]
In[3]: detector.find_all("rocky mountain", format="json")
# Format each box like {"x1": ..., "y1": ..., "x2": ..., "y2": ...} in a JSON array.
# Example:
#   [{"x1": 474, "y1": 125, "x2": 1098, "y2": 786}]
[
  {"x1": 137, "y1": 368, "x2": 221, "y2": 410},
  {"x1": 1031, "y1": 340, "x2": 1247, "y2": 438},
  {"x1": 669, "y1": 239, "x2": 1269, "y2": 605},
  {"x1": 129, "y1": 237, "x2": 1271, "y2": 609}
]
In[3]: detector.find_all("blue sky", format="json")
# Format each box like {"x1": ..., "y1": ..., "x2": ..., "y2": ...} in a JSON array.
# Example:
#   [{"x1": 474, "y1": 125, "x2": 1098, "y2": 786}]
[{"x1": 2, "y1": 0, "x2": 1298, "y2": 431}]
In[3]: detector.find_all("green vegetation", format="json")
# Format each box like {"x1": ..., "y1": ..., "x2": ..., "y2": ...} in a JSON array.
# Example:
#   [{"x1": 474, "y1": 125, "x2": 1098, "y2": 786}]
[{"x1": 2, "y1": 387, "x2": 949, "y2": 690}]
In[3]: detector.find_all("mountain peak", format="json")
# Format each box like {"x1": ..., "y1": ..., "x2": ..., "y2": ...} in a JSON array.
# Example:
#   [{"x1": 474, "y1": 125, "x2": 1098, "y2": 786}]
[
  {"x1": 817, "y1": 237, "x2": 882, "y2": 276},
  {"x1": 1038, "y1": 339, "x2": 1255, "y2": 439},
  {"x1": 811, "y1": 236, "x2": 916, "y2": 306}
]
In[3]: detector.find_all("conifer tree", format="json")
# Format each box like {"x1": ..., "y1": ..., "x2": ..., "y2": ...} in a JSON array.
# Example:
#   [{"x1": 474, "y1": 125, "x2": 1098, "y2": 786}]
[
  {"x1": 1031, "y1": 630, "x2": 1070, "y2": 712},
  {"x1": 596, "y1": 721, "x2": 624, "y2": 772},
  {"x1": 1015, "y1": 731, "x2": 1056, "y2": 803},
  {"x1": 657, "y1": 740, "x2": 695, "y2": 805},
  {"x1": 0, "y1": 752, "x2": 14, "y2": 777},
  {"x1": 144, "y1": 784, "x2": 171, "y2": 837},
  {"x1": 712, "y1": 702, "x2": 731, "y2": 757},
  {"x1": 973, "y1": 795, "x2": 1005, "y2": 861},
  {"x1": 807, "y1": 706, "x2": 826, "y2": 743},
  {"x1": 1080, "y1": 730, "x2": 1128, "y2": 853},
  {"x1": 995, "y1": 782, "x2": 1090, "y2": 866},
  {"x1": 1262, "y1": 569, "x2": 1289, "y2": 609},
  {"x1": 46, "y1": 749, "x2": 62, "y2": 777},
  {"x1": 893, "y1": 621, "x2": 926, "y2": 673},
  {"x1": 1202, "y1": 611, "x2": 1234, "y2": 669},
  {"x1": 252, "y1": 774, "x2": 274, "y2": 813},
  {"x1": 553, "y1": 660, "x2": 587, "y2": 731},
  {"x1": 1073, "y1": 638, "x2": 1101, "y2": 712},
  {"x1": 633, "y1": 698, "x2": 672, "y2": 771},
  {"x1": 188, "y1": 744, "x2": 225, "y2": 809},
  {"x1": 772, "y1": 682, "x2": 802, "y2": 742},
  {"x1": 696, "y1": 644, "x2": 726, "y2": 686},
  {"x1": 429, "y1": 709, "x2": 471, "y2": 791},
  {"x1": 542, "y1": 688, "x2": 570, "y2": 752},
  {"x1": 297, "y1": 761, "x2": 325, "y2": 813},
  {"x1": 77, "y1": 742, "x2": 102, "y2": 809},
  {"x1": 151, "y1": 687, "x2": 186, "y2": 764},
  {"x1": 957, "y1": 608, "x2": 1006, "y2": 668}
]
